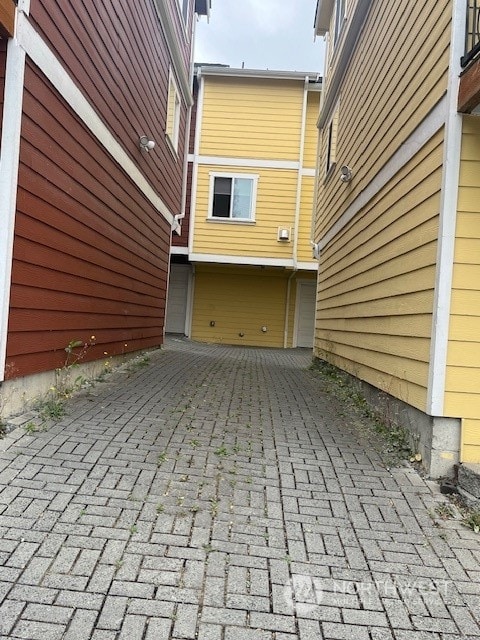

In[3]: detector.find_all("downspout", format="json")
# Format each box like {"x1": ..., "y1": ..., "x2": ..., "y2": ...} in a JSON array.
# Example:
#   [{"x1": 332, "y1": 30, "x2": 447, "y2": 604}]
[
  {"x1": 426, "y1": 0, "x2": 465, "y2": 415},
  {"x1": 188, "y1": 69, "x2": 204, "y2": 255},
  {"x1": 0, "y1": 1, "x2": 29, "y2": 382},
  {"x1": 284, "y1": 76, "x2": 309, "y2": 348},
  {"x1": 283, "y1": 270, "x2": 296, "y2": 348}
]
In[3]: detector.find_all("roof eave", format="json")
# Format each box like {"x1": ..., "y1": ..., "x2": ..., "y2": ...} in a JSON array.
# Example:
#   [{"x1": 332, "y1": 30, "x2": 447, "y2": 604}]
[{"x1": 315, "y1": 0, "x2": 334, "y2": 36}]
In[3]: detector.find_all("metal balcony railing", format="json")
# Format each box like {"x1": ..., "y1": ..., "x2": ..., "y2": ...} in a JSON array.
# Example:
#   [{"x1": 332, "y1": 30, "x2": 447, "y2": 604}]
[{"x1": 461, "y1": 0, "x2": 480, "y2": 68}]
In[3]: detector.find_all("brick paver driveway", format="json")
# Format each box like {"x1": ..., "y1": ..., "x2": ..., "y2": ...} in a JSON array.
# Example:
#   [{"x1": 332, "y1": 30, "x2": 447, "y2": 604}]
[{"x1": 1, "y1": 338, "x2": 479, "y2": 639}]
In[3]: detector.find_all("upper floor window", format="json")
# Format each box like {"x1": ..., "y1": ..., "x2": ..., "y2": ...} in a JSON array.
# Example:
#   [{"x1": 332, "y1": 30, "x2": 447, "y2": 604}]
[
  {"x1": 166, "y1": 71, "x2": 181, "y2": 153},
  {"x1": 209, "y1": 174, "x2": 258, "y2": 221},
  {"x1": 333, "y1": 0, "x2": 346, "y2": 45},
  {"x1": 325, "y1": 106, "x2": 339, "y2": 177},
  {"x1": 176, "y1": 0, "x2": 190, "y2": 24}
]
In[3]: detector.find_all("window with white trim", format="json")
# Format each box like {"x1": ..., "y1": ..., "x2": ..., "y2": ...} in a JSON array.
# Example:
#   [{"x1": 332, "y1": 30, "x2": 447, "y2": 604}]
[
  {"x1": 166, "y1": 71, "x2": 181, "y2": 153},
  {"x1": 333, "y1": 0, "x2": 346, "y2": 45},
  {"x1": 209, "y1": 174, "x2": 257, "y2": 221},
  {"x1": 325, "y1": 107, "x2": 339, "y2": 176},
  {"x1": 176, "y1": 0, "x2": 190, "y2": 24}
]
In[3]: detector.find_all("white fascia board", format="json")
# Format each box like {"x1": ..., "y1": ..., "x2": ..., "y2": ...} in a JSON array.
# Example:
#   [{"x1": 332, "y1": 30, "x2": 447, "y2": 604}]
[
  {"x1": 199, "y1": 66, "x2": 321, "y2": 83},
  {"x1": 151, "y1": 0, "x2": 193, "y2": 107},
  {"x1": 189, "y1": 253, "x2": 295, "y2": 268},
  {"x1": 0, "y1": 34, "x2": 27, "y2": 382},
  {"x1": 318, "y1": 96, "x2": 447, "y2": 251},
  {"x1": 17, "y1": 13, "x2": 175, "y2": 227},
  {"x1": 170, "y1": 245, "x2": 189, "y2": 255},
  {"x1": 296, "y1": 262, "x2": 318, "y2": 271},
  {"x1": 427, "y1": 0, "x2": 466, "y2": 416},
  {"x1": 315, "y1": 0, "x2": 334, "y2": 36}
]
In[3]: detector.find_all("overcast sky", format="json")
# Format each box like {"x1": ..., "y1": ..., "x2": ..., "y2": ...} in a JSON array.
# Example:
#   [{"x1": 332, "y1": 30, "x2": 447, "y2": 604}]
[{"x1": 194, "y1": 0, "x2": 325, "y2": 74}]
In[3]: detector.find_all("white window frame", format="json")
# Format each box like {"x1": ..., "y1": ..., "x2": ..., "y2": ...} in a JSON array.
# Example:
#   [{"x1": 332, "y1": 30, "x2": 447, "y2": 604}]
[
  {"x1": 333, "y1": 0, "x2": 346, "y2": 46},
  {"x1": 166, "y1": 69, "x2": 181, "y2": 155},
  {"x1": 175, "y1": 0, "x2": 190, "y2": 25},
  {"x1": 325, "y1": 104, "x2": 339, "y2": 180},
  {"x1": 207, "y1": 172, "x2": 258, "y2": 223}
]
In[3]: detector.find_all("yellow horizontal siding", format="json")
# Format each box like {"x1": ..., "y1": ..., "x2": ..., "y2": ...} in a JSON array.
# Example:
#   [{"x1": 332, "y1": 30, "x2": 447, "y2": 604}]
[
  {"x1": 317, "y1": 0, "x2": 450, "y2": 239},
  {"x1": 303, "y1": 92, "x2": 320, "y2": 168},
  {"x1": 315, "y1": 135, "x2": 442, "y2": 413},
  {"x1": 314, "y1": 343, "x2": 428, "y2": 409},
  {"x1": 200, "y1": 78, "x2": 304, "y2": 160},
  {"x1": 445, "y1": 116, "x2": 480, "y2": 464},
  {"x1": 191, "y1": 266, "x2": 314, "y2": 348},
  {"x1": 193, "y1": 166, "x2": 297, "y2": 258},
  {"x1": 297, "y1": 177, "x2": 316, "y2": 263},
  {"x1": 461, "y1": 419, "x2": 480, "y2": 463}
]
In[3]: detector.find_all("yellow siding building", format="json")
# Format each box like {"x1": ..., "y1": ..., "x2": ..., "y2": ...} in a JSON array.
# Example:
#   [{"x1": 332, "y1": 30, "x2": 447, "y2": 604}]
[
  {"x1": 168, "y1": 67, "x2": 321, "y2": 349},
  {"x1": 314, "y1": 0, "x2": 480, "y2": 475}
]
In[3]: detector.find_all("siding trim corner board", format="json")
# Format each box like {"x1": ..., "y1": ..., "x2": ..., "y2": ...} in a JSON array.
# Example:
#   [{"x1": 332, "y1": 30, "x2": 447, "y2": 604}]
[
  {"x1": 0, "y1": 35, "x2": 26, "y2": 382},
  {"x1": 427, "y1": 0, "x2": 466, "y2": 416},
  {"x1": 15, "y1": 11, "x2": 176, "y2": 229}
]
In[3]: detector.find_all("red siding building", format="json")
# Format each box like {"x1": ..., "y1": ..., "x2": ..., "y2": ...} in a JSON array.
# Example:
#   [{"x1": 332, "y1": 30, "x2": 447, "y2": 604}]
[{"x1": 0, "y1": 0, "x2": 209, "y2": 411}]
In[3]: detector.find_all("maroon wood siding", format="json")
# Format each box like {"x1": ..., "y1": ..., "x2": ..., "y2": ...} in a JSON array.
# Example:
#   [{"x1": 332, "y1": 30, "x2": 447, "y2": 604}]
[
  {"x1": 5, "y1": 63, "x2": 171, "y2": 378},
  {"x1": 29, "y1": 0, "x2": 190, "y2": 216}
]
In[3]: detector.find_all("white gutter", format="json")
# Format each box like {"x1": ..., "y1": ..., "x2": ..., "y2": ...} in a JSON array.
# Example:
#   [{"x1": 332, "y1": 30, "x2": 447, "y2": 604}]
[
  {"x1": 427, "y1": 0, "x2": 466, "y2": 415},
  {"x1": 188, "y1": 72, "x2": 205, "y2": 254},
  {"x1": 293, "y1": 76, "x2": 310, "y2": 268}
]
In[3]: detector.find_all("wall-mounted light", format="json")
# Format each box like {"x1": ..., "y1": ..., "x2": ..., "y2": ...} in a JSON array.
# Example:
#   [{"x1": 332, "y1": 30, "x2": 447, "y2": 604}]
[
  {"x1": 340, "y1": 165, "x2": 353, "y2": 183},
  {"x1": 340, "y1": 164, "x2": 353, "y2": 182},
  {"x1": 139, "y1": 135, "x2": 155, "y2": 153}
]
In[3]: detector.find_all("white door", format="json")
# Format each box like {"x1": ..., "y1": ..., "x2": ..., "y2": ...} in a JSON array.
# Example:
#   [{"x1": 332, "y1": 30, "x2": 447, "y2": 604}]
[
  {"x1": 295, "y1": 282, "x2": 316, "y2": 348},
  {"x1": 166, "y1": 264, "x2": 191, "y2": 334}
]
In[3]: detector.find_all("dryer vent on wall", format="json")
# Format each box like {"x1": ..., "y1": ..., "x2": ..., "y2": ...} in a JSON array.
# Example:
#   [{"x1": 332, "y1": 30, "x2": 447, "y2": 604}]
[{"x1": 277, "y1": 227, "x2": 291, "y2": 241}]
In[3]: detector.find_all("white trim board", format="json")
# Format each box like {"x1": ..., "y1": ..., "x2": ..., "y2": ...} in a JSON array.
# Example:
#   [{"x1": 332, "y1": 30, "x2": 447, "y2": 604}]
[
  {"x1": 170, "y1": 246, "x2": 189, "y2": 255},
  {"x1": 427, "y1": 0, "x2": 465, "y2": 416},
  {"x1": 0, "y1": 35, "x2": 27, "y2": 382},
  {"x1": 195, "y1": 155, "x2": 299, "y2": 170},
  {"x1": 16, "y1": 13, "x2": 176, "y2": 227},
  {"x1": 318, "y1": 95, "x2": 447, "y2": 251},
  {"x1": 188, "y1": 154, "x2": 317, "y2": 176},
  {"x1": 189, "y1": 253, "x2": 317, "y2": 269}
]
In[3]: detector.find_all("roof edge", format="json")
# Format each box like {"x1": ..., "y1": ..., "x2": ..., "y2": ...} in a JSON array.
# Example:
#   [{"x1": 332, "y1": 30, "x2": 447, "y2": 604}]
[{"x1": 197, "y1": 66, "x2": 322, "y2": 84}]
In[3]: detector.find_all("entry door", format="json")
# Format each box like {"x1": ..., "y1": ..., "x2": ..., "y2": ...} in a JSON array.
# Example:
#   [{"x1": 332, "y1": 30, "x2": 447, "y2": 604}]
[
  {"x1": 166, "y1": 264, "x2": 191, "y2": 334},
  {"x1": 295, "y1": 282, "x2": 316, "y2": 348}
]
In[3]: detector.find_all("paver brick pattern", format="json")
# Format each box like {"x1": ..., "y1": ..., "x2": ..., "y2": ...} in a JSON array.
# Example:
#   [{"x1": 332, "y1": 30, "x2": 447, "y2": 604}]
[{"x1": 0, "y1": 338, "x2": 479, "y2": 639}]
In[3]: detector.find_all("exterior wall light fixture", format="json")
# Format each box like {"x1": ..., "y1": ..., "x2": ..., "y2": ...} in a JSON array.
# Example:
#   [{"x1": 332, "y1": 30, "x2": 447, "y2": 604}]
[
  {"x1": 139, "y1": 135, "x2": 155, "y2": 152},
  {"x1": 340, "y1": 165, "x2": 353, "y2": 182}
]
